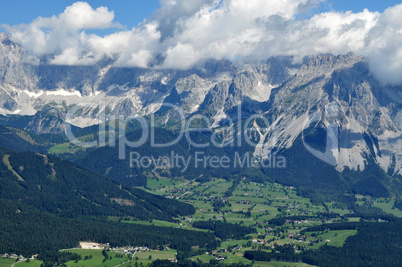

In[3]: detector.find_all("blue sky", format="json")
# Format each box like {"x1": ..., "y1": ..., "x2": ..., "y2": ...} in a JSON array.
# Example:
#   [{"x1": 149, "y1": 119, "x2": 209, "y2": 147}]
[
  {"x1": 1, "y1": 0, "x2": 401, "y2": 28},
  {"x1": 328, "y1": 0, "x2": 402, "y2": 13},
  {"x1": 0, "y1": 0, "x2": 160, "y2": 28}
]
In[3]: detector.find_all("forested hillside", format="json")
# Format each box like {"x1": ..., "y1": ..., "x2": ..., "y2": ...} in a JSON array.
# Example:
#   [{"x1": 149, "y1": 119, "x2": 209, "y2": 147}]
[
  {"x1": 0, "y1": 199, "x2": 216, "y2": 256},
  {"x1": 0, "y1": 146, "x2": 195, "y2": 220}
]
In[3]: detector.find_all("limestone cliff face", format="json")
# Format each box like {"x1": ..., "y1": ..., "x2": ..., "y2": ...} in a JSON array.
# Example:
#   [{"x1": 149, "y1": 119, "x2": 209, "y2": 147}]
[
  {"x1": 0, "y1": 32, "x2": 401, "y2": 175},
  {"x1": 252, "y1": 53, "x2": 402, "y2": 176}
]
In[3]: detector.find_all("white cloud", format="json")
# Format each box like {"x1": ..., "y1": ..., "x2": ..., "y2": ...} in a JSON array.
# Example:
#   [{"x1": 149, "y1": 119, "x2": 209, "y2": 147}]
[
  {"x1": 308, "y1": 9, "x2": 380, "y2": 54},
  {"x1": 151, "y1": 0, "x2": 217, "y2": 41},
  {"x1": 365, "y1": 4, "x2": 402, "y2": 85},
  {"x1": 3, "y1": 0, "x2": 402, "y2": 84},
  {"x1": 4, "y1": 2, "x2": 116, "y2": 63},
  {"x1": 163, "y1": 42, "x2": 200, "y2": 69},
  {"x1": 59, "y1": 2, "x2": 115, "y2": 29}
]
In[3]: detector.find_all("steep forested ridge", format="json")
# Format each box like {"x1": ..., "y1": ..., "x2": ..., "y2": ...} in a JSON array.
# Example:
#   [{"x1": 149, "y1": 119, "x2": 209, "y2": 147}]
[{"x1": 0, "y1": 146, "x2": 194, "y2": 220}]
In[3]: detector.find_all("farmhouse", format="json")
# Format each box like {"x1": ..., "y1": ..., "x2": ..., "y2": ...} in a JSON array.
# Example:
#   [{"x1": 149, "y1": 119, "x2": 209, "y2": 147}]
[
  {"x1": 215, "y1": 255, "x2": 225, "y2": 261},
  {"x1": 79, "y1": 242, "x2": 105, "y2": 249}
]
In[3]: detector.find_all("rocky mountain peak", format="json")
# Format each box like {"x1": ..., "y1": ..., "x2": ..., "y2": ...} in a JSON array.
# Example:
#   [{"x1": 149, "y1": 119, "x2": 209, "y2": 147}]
[
  {"x1": 294, "y1": 53, "x2": 365, "y2": 83},
  {"x1": 0, "y1": 32, "x2": 12, "y2": 43},
  {"x1": 0, "y1": 32, "x2": 24, "y2": 60},
  {"x1": 305, "y1": 52, "x2": 362, "y2": 66},
  {"x1": 0, "y1": 32, "x2": 20, "y2": 51}
]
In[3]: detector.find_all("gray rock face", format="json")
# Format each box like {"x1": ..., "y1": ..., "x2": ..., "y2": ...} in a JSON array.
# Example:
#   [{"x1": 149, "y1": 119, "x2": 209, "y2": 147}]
[
  {"x1": 25, "y1": 108, "x2": 66, "y2": 134},
  {"x1": 252, "y1": 53, "x2": 402, "y2": 176},
  {"x1": 0, "y1": 33, "x2": 37, "y2": 89},
  {"x1": 0, "y1": 33, "x2": 291, "y2": 125},
  {"x1": 0, "y1": 32, "x2": 401, "y2": 175}
]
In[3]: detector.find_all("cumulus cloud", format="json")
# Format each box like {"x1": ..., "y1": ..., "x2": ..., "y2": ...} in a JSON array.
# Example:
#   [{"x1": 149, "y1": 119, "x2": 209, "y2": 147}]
[
  {"x1": 4, "y1": 2, "x2": 115, "y2": 60},
  {"x1": 151, "y1": 0, "x2": 217, "y2": 41},
  {"x1": 3, "y1": 0, "x2": 402, "y2": 84},
  {"x1": 365, "y1": 5, "x2": 402, "y2": 85}
]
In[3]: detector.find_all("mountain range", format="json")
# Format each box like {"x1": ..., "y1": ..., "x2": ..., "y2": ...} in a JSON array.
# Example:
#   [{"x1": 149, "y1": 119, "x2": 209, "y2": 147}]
[{"x1": 0, "y1": 31, "x2": 401, "y2": 185}]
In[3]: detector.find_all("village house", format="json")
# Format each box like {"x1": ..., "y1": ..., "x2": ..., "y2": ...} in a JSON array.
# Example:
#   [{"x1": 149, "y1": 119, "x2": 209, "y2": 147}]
[
  {"x1": 79, "y1": 242, "x2": 107, "y2": 249},
  {"x1": 215, "y1": 255, "x2": 225, "y2": 261},
  {"x1": 134, "y1": 247, "x2": 149, "y2": 252}
]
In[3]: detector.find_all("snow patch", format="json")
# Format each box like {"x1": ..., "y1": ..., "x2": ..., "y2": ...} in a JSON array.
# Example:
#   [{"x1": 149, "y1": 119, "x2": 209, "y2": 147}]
[
  {"x1": 46, "y1": 89, "x2": 82, "y2": 97},
  {"x1": 23, "y1": 90, "x2": 43, "y2": 98},
  {"x1": 23, "y1": 89, "x2": 82, "y2": 98}
]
